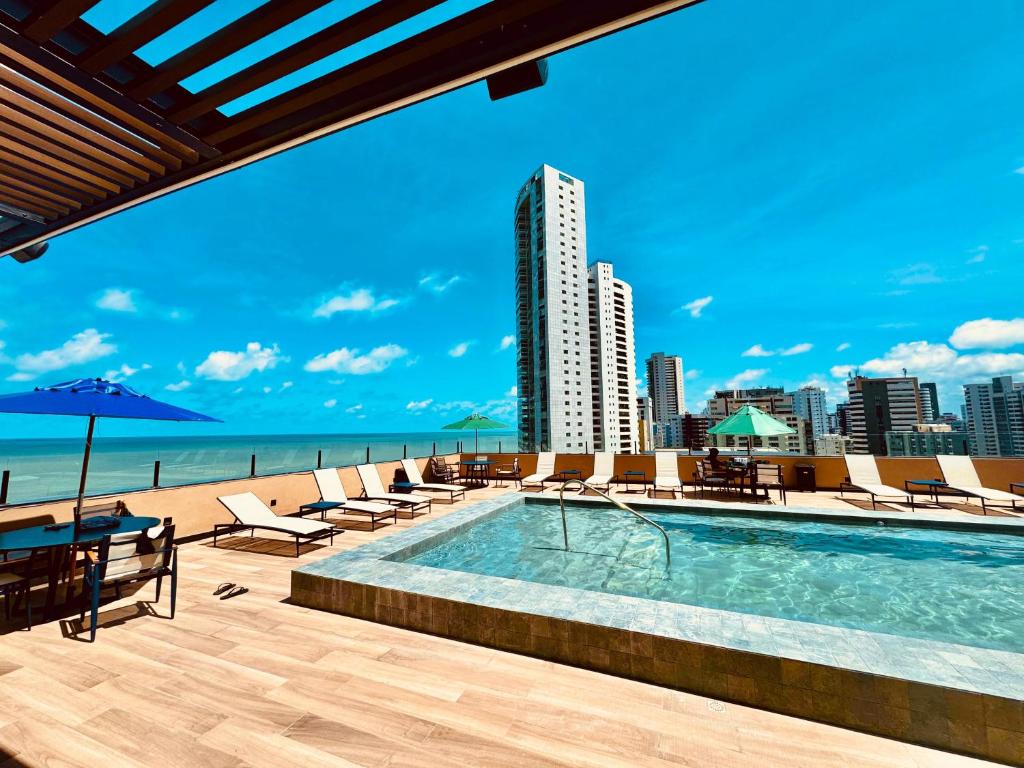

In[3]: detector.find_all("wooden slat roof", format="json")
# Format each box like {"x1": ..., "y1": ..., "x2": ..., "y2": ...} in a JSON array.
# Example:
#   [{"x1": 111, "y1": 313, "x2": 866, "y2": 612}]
[{"x1": 0, "y1": 0, "x2": 702, "y2": 258}]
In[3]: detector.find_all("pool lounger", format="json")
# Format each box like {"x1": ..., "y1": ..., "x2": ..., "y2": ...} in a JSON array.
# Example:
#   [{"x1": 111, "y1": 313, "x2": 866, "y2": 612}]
[
  {"x1": 356, "y1": 464, "x2": 432, "y2": 514},
  {"x1": 521, "y1": 452, "x2": 556, "y2": 489},
  {"x1": 936, "y1": 455, "x2": 1023, "y2": 514},
  {"x1": 653, "y1": 451, "x2": 684, "y2": 497},
  {"x1": 216, "y1": 492, "x2": 340, "y2": 556},
  {"x1": 839, "y1": 455, "x2": 912, "y2": 510},
  {"x1": 399, "y1": 459, "x2": 466, "y2": 502},
  {"x1": 582, "y1": 451, "x2": 614, "y2": 492},
  {"x1": 312, "y1": 469, "x2": 398, "y2": 531}
]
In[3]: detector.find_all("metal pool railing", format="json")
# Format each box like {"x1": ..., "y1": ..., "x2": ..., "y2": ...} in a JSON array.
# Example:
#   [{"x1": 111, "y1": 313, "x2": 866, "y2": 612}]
[{"x1": 557, "y1": 479, "x2": 671, "y2": 566}]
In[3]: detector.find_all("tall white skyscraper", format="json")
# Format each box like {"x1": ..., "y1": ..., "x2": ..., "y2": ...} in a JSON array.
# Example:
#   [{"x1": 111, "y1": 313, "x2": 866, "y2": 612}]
[
  {"x1": 514, "y1": 165, "x2": 593, "y2": 453},
  {"x1": 792, "y1": 386, "x2": 828, "y2": 440},
  {"x1": 588, "y1": 261, "x2": 638, "y2": 453},
  {"x1": 645, "y1": 353, "x2": 685, "y2": 424},
  {"x1": 514, "y1": 165, "x2": 638, "y2": 453}
]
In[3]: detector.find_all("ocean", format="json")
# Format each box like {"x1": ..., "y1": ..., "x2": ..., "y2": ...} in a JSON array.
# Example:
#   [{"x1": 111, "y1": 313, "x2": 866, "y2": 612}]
[{"x1": 0, "y1": 431, "x2": 518, "y2": 506}]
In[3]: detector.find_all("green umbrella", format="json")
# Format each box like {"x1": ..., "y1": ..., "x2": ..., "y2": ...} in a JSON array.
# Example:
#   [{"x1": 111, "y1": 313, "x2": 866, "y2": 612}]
[
  {"x1": 707, "y1": 404, "x2": 795, "y2": 461},
  {"x1": 442, "y1": 413, "x2": 509, "y2": 452}
]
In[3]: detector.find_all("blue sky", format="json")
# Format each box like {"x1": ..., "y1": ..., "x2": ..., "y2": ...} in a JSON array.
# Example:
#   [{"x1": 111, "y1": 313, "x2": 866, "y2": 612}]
[{"x1": 1, "y1": 0, "x2": 1023, "y2": 439}]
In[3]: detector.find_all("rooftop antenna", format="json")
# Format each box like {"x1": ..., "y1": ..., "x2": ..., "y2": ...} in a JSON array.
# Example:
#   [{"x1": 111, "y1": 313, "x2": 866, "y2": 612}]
[{"x1": 902, "y1": 368, "x2": 908, "y2": 378}]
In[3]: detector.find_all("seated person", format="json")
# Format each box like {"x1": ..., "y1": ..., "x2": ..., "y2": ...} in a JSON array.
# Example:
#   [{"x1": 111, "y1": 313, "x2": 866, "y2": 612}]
[{"x1": 707, "y1": 448, "x2": 729, "y2": 474}]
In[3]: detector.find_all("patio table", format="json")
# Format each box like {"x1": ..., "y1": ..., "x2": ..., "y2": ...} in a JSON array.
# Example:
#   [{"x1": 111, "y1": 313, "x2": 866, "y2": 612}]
[
  {"x1": 0, "y1": 515, "x2": 161, "y2": 618},
  {"x1": 905, "y1": 479, "x2": 949, "y2": 506},
  {"x1": 460, "y1": 460, "x2": 496, "y2": 486}
]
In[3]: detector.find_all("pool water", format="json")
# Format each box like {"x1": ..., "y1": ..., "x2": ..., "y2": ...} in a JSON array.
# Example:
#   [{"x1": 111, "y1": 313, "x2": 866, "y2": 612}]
[{"x1": 397, "y1": 502, "x2": 1024, "y2": 653}]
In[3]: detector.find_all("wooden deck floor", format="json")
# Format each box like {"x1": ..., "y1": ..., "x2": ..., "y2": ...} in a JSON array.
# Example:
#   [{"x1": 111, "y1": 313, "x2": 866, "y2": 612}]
[{"x1": 0, "y1": 486, "x2": 1001, "y2": 767}]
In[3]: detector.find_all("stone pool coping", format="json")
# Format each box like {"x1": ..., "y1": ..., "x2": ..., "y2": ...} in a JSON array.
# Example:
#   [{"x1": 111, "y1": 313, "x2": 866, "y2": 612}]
[{"x1": 292, "y1": 493, "x2": 1024, "y2": 763}]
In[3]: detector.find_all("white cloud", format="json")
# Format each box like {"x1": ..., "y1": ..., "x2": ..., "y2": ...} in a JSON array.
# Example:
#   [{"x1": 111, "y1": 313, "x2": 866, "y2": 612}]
[
  {"x1": 725, "y1": 368, "x2": 768, "y2": 389},
  {"x1": 262, "y1": 386, "x2": 272, "y2": 394},
  {"x1": 890, "y1": 263, "x2": 943, "y2": 286},
  {"x1": 966, "y1": 245, "x2": 988, "y2": 265},
  {"x1": 742, "y1": 344, "x2": 773, "y2": 358},
  {"x1": 406, "y1": 398, "x2": 433, "y2": 411},
  {"x1": 195, "y1": 342, "x2": 285, "y2": 381},
  {"x1": 104, "y1": 362, "x2": 151, "y2": 382},
  {"x1": 836, "y1": 342, "x2": 851, "y2": 352},
  {"x1": 499, "y1": 335, "x2": 516, "y2": 350},
  {"x1": 684, "y1": 369, "x2": 700, "y2": 380},
  {"x1": 419, "y1": 274, "x2": 461, "y2": 294},
  {"x1": 681, "y1": 296, "x2": 713, "y2": 318},
  {"x1": 304, "y1": 344, "x2": 407, "y2": 375},
  {"x1": 12, "y1": 329, "x2": 116, "y2": 380},
  {"x1": 1015, "y1": 166, "x2": 1024, "y2": 175},
  {"x1": 448, "y1": 341, "x2": 471, "y2": 358},
  {"x1": 165, "y1": 380, "x2": 191, "y2": 392},
  {"x1": 505, "y1": 385, "x2": 517, "y2": 397},
  {"x1": 313, "y1": 287, "x2": 399, "y2": 318},
  {"x1": 323, "y1": 399, "x2": 337, "y2": 409},
  {"x1": 96, "y1": 288, "x2": 137, "y2": 313},
  {"x1": 949, "y1": 318, "x2": 1024, "y2": 350},
  {"x1": 232, "y1": 387, "x2": 244, "y2": 395},
  {"x1": 345, "y1": 403, "x2": 363, "y2": 413},
  {"x1": 781, "y1": 342, "x2": 813, "y2": 356},
  {"x1": 280, "y1": 381, "x2": 293, "y2": 391},
  {"x1": 831, "y1": 340, "x2": 1024, "y2": 383}
]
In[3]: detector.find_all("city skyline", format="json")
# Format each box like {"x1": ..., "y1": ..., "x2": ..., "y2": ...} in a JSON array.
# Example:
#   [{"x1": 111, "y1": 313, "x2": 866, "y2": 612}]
[{"x1": 1, "y1": 1, "x2": 1023, "y2": 439}]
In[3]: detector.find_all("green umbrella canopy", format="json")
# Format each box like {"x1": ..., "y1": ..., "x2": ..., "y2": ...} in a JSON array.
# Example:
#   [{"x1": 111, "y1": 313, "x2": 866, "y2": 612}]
[
  {"x1": 442, "y1": 413, "x2": 509, "y2": 452},
  {"x1": 706, "y1": 404, "x2": 795, "y2": 437}
]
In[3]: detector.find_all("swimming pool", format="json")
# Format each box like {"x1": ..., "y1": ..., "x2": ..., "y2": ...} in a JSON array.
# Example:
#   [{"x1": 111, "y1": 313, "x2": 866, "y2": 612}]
[{"x1": 395, "y1": 500, "x2": 1024, "y2": 653}]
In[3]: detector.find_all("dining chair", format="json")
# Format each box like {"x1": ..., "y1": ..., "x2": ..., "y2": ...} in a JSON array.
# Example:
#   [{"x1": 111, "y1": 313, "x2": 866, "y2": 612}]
[
  {"x1": 80, "y1": 520, "x2": 177, "y2": 642},
  {"x1": 751, "y1": 463, "x2": 786, "y2": 504},
  {"x1": 693, "y1": 461, "x2": 731, "y2": 499},
  {"x1": 495, "y1": 458, "x2": 522, "y2": 488},
  {"x1": 0, "y1": 548, "x2": 38, "y2": 631}
]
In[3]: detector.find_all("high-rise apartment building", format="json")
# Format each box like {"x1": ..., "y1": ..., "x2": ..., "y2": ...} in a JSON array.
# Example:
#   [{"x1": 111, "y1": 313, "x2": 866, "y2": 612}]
[
  {"x1": 792, "y1": 386, "x2": 828, "y2": 440},
  {"x1": 834, "y1": 401, "x2": 851, "y2": 436},
  {"x1": 919, "y1": 382, "x2": 940, "y2": 422},
  {"x1": 963, "y1": 375, "x2": 1024, "y2": 457},
  {"x1": 645, "y1": 353, "x2": 685, "y2": 423},
  {"x1": 514, "y1": 165, "x2": 637, "y2": 453},
  {"x1": 662, "y1": 413, "x2": 709, "y2": 450},
  {"x1": 636, "y1": 396, "x2": 654, "y2": 451},
  {"x1": 846, "y1": 375, "x2": 923, "y2": 454},
  {"x1": 588, "y1": 262, "x2": 638, "y2": 453}
]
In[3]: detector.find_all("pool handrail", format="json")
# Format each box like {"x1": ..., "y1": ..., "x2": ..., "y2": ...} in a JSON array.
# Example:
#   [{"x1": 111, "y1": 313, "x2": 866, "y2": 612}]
[{"x1": 557, "y1": 479, "x2": 671, "y2": 566}]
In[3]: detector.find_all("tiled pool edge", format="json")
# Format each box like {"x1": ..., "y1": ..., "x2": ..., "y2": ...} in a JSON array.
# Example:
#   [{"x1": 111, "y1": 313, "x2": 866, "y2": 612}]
[{"x1": 291, "y1": 495, "x2": 1024, "y2": 764}]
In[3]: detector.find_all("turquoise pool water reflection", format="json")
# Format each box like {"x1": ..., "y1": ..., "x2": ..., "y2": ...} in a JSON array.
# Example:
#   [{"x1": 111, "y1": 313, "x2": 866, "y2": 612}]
[{"x1": 398, "y1": 502, "x2": 1024, "y2": 653}]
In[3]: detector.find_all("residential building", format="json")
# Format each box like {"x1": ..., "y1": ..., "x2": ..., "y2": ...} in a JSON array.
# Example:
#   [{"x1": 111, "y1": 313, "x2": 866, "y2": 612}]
[
  {"x1": 846, "y1": 375, "x2": 923, "y2": 454},
  {"x1": 834, "y1": 402, "x2": 851, "y2": 436},
  {"x1": 707, "y1": 387, "x2": 807, "y2": 453},
  {"x1": 963, "y1": 375, "x2": 1024, "y2": 457},
  {"x1": 792, "y1": 386, "x2": 828, "y2": 440},
  {"x1": 885, "y1": 424, "x2": 969, "y2": 457},
  {"x1": 919, "y1": 382, "x2": 940, "y2": 422},
  {"x1": 815, "y1": 434, "x2": 853, "y2": 456},
  {"x1": 662, "y1": 413, "x2": 709, "y2": 450},
  {"x1": 588, "y1": 262, "x2": 638, "y2": 453},
  {"x1": 636, "y1": 396, "x2": 654, "y2": 452},
  {"x1": 514, "y1": 164, "x2": 593, "y2": 453},
  {"x1": 645, "y1": 353, "x2": 685, "y2": 424},
  {"x1": 514, "y1": 166, "x2": 638, "y2": 453}
]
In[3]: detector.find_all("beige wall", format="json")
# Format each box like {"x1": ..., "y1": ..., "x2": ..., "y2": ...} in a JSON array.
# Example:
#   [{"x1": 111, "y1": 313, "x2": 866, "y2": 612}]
[
  {"x1": 0, "y1": 456, "x2": 454, "y2": 539},
  {"x1": 463, "y1": 452, "x2": 1024, "y2": 493}
]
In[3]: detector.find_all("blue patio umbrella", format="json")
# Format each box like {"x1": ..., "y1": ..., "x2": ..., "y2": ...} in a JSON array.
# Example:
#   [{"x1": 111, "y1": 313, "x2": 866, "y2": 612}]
[{"x1": 0, "y1": 378, "x2": 220, "y2": 514}]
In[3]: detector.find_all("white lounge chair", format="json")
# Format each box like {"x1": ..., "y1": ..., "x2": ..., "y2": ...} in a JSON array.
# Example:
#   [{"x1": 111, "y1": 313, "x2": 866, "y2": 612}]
[
  {"x1": 400, "y1": 459, "x2": 466, "y2": 503},
  {"x1": 355, "y1": 464, "x2": 432, "y2": 514},
  {"x1": 521, "y1": 452, "x2": 556, "y2": 489},
  {"x1": 216, "y1": 492, "x2": 340, "y2": 556},
  {"x1": 839, "y1": 455, "x2": 911, "y2": 510},
  {"x1": 583, "y1": 451, "x2": 614, "y2": 492},
  {"x1": 653, "y1": 451, "x2": 683, "y2": 497},
  {"x1": 936, "y1": 455, "x2": 1023, "y2": 515},
  {"x1": 311, "y1": 469, "x2": 397, "y2": 531}
]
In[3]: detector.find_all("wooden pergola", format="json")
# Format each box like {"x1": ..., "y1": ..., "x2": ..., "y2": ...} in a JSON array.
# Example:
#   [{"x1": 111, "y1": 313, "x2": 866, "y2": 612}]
[{"x1": 0, "y1": 0, "x2": 701, "y2": 260}]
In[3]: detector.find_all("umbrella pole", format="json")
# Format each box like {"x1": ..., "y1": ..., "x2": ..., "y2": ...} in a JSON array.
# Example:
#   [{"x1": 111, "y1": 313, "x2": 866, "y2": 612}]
[
  {"x1": 75, "y1": 415, "x2": 96, "y2": 516},
  {"x1": 475, "y1": 429, "x2": 479, "y2": 454}
]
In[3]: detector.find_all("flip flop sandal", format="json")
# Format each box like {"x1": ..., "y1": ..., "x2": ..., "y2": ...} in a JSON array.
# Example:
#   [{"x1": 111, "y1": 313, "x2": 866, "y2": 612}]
[
  {"x1": 213, "y1": 582, "x2": 235, "y2": 596},
  {"x1": 220, "y1": 586, "x2": 249, "y2": 601}
]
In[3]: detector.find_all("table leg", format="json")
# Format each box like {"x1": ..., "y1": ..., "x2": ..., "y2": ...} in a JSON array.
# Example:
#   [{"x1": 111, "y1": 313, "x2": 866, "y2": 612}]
[{"x1": 42, "y1": 545, "x2": 64, "y2": 620}]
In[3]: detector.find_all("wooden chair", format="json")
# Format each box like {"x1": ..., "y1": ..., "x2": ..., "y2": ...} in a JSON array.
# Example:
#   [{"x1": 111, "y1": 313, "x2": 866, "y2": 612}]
[
  {"x1": 495, "y1": 458, "x2": 522, "y2": 488},
  {"x1": 80, "y1": 520, "x2": 176, "y2": 642},
  {"x1": 0, "y1": 548, "x2": 38, "y2": 631},
  {"x1": 431, "y1": 456, "x2": 461, "y2": 483},
  {"x1": 751, "y1": 463, "x2": 786, "y2": 504},
  {"x1": 67, "y1": 500, "x2": 132, "y2": 603}
]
